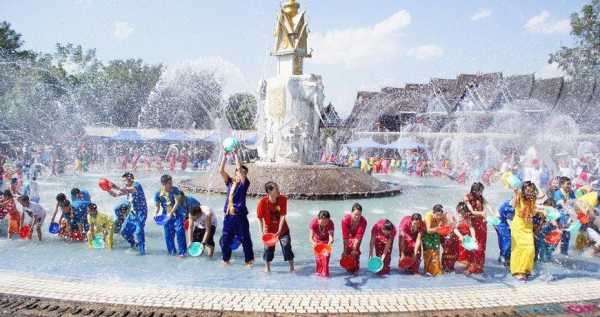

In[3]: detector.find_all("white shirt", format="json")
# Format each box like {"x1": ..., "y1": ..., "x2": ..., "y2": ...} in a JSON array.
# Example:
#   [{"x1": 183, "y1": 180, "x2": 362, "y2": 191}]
[
  {"x1": 24, "y1": 201, "x2": 46, "y2": 219},
  {"x1": 192, "y1": 205, "x2": 217, "y2": 229}
]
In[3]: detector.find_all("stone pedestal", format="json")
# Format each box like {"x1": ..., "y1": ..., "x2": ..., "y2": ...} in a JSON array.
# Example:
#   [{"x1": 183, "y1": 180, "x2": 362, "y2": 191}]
[{"x1": 256, "y1": 74, "x2": 324, "y2": 164}]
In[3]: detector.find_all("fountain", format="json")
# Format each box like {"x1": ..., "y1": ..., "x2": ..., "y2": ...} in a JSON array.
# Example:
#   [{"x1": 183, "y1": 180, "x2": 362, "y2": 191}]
[{"x1": 181, "y1": 0, "x2": 401, "y2": 199}]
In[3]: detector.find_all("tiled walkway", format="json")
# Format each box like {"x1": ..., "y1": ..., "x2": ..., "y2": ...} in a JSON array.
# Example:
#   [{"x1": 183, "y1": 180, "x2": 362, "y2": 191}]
[{"x1": 1, "y1": 270, "x2": 599, "y2": 314}]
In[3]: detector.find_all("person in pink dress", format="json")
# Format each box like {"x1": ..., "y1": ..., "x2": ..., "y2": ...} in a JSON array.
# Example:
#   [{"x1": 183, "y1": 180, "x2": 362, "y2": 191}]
[
  {"x1": 180, "y1": 148, "x2": 188, "y2": 171},
  {"x1": 309, "y1": 210, "x2": 334, "y2": 277},
  {"x1": 340, "y1": 203, "x2": 367, "y2": 274},
  {"x1": 398, "y1": 213, "x2": 424, "y2": 274},
  {"x1": 369, "y1": 219, "x2": 396, "y2": 275}
]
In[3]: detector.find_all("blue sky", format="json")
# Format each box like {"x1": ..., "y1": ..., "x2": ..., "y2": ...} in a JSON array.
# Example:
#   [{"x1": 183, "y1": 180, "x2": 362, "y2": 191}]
[{"x1": 1, "y1": 0, "x2": 587, "y2": 117}]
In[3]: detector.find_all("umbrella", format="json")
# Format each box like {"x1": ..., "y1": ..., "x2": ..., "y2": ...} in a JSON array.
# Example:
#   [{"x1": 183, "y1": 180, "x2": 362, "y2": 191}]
[
  {"x1": 112, "y1": 130, "x2": 143, "y2": 142},
  {"x1": 384, "y1": 137, "x2": 424, "y2": 150},
  {"x1": 344, "y1": 138, "x2": 387, "y2": 149},
  {"x1": 156, "y1": 130, "x2": 193, "y2": 142}
]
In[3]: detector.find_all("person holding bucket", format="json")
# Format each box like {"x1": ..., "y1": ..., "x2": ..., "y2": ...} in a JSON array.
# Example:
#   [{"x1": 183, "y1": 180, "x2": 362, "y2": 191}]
[
  {"x1": 17, "y1": 195, "x2": 46, "y2": 241},
  {"x1": 398, "y1": 213, "x2": 424, "y2": 274},
  {"x1": 510, "y1": 181, "x2": 538, "y2": 280},
  {"x1": 257, "y1": 181, "x2": 294, "y2": 273},
  {"x1": 86, "y1": 203, "x2": 114, "y2": 249},
  {"x1": 187, "y1": 205, "x2": 217, "y2": 257},
  {"x1": 454, "y1": 202, "x2": 477, "y2": 275},
  {"x1": 340, "y1": 203, "x2": 367, "y2": 274},
  {"x1": 219, "y1": 148, "x2": 254, "y2": 266},
  {"x1": 309, "y1": 210, "x2": 334, "y2": 277},
  {"x1": 154, "y1": 174, "x2": 187, "y2": 257},
  {"x1": 107, "y1": 172, "x2": 148, "y2": 255},
  {"x1": 368, "y1": 219, "x2": 396, "y2": 275},
  {"x1": 463, "y1": 182, "x2": 492, "y2": 273}
]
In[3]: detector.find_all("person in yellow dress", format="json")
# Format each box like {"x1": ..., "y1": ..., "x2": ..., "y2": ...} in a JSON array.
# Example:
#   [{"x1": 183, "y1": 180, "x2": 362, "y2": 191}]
[
  {"x1": 510, "y1": 181, "x2": 538, "y2": 280},
  {"x1": 86, "y1": 203, "x2": 114, "y2": 249}
]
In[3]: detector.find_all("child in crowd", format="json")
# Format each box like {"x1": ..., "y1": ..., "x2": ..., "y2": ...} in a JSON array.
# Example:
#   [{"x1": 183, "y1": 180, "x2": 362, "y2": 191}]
[
  {"x1": 86, "y1": 203, "x2": 114, "y2": 249},
  {"x1": 309, "y1": 210, "x2": 334, "y2": 277},
  {"x1": 0, "y1": 190, "x2": 20, "y2": 239},
  {"x1": 369, "y1": 219, "x2": 396, "y2": 275}
]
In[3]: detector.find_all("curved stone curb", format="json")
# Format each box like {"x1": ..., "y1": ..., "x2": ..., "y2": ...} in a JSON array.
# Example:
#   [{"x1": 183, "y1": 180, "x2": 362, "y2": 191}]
[{"x1": 1, "y1": 270, "x2": 599, "y2": 314}]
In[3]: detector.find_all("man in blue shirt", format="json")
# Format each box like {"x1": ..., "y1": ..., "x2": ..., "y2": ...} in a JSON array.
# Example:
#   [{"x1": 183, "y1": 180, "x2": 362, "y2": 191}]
[
  {"x1": 219, "y1": 149, "x2": 254, "y2": 266},
  {"x1": 154, "y1": 174, "x2": 187, "y2": 256},
  {"x1": 71, "y1": 187, "x2": 91, "y2": 203},
  {"x1": 108, "y1": 172, "x2": 148, "y2": 255}
]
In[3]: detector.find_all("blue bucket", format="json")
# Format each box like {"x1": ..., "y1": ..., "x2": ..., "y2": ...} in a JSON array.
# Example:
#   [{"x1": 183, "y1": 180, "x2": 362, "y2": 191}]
[
  {"x1": 230, "y1": 236, "x2": 241, "y2": 250},
  {"x1": 154, "y1": 214, "x2": 169, "y2": 226},
  {"x1": 49, "y1": 222, "x2": 60, "y2": 234},
  {"x1": 507, "y1": 175, "x2": 522, "y2": 190},
  {"x1": 486, "y1": 216, "x2": 501, "y2": 226},
  {"x1": 568, "y1": 220, "x2": 582, "y2": 234},
  {"x1": 545, "y1": 207, "x2": 561, "y2": 222},
  {"x1": 463, "y1": 236, "x2": 478, "y2": 251},
  {"x1": 188, "y1": 242, "x2": 203, "y2": 257},
  {"x1": 367, "y1": 256, "x2": 384, "y2": 273}
]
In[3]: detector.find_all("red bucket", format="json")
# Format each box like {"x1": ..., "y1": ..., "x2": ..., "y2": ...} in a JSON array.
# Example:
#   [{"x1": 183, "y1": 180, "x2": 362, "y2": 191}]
[
  {"x1": 71, "y1": 231, "x2": 84, "y2": 241},
  {"x1": 437, "y1": 225, "x2": 453, "y2": 236},
  {"x1": 399, "y1": 257, "x2": 415, "y2": 269},
  {"x1": 545, "y1": 230, "x2": 562, "y2": 245},
  {"x1": 577, "y1": 213, "x2": 589, "y2": 225},
  {"x1": 314, "y1": 243, "x2": 332, "y2": 256},
  {"x1": 340, "y1": 255, "x2": 357, "y2": 270},
  {"x1": 261, "y1": 233, "x2": 278, "y2": 247},
  {"x1": 19, "y1": 225, "x2": 31, "y2": 239},
  {"x1": 98, "y1": 178, "x2": 112, "y2": 192}
]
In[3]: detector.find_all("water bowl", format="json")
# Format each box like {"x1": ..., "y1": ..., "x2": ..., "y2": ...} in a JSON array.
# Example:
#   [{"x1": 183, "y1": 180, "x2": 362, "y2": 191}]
[
  {"x1": 437, "y1": 225, "x2": 453, "y2": 236},
  {"x1": 340, "y1": 255, "x2": 357, "y2": 270},
  {"x1": 568, "y1": 220, "x2": 582, "y2": 234},
  {"x1": 462, "y1": 236, "x2": 478, "y2": 251},
  {"x1": 545, "y1": 230, "x2": 562, "y2": 245},
  {"x1": 98, "y1": 178, "x2": 113, "y2": 192},
  {"x1": 49, "y1": 222, "x2": 60, "y2": 234},
  {"x1": 506, "y1": 175, "x2": 522, "y2": 190},
  {"x1": 222, "y1": 137, "x2": 240, "y2": 153},
  {"x1": 188, "y1": 242, "x2": 203, "y2": 257},
  {"x1": 545, "y1": 207, "x2": 561, "y2": 222},
  {"x1": 486, "y1": 216, "x2": 501, "y2": 226},
  {"x1": 230, "y1": 236, "x2": 241, "y2": 251},
  {"x1": 399, "y1": 257, "x2": 415, "y2": 269},
  {"x1": 313, "y1": 243, "x2": 332, "y2": 256},
  {"x1": 367, "y1": 256, "x2": 384, "y2": 273},
  {"x1": 92, "y1": 236, "x2": 105, "y2": 249},
  {"x1": 19, "y1": 225, "x2": 31, "y2": 239},
  {"x1": 154, "y1": 214, "x2": 169, "y2": 226},
  {"x1": 261, "y1": 233, "x2": 278, "y2": 247}
]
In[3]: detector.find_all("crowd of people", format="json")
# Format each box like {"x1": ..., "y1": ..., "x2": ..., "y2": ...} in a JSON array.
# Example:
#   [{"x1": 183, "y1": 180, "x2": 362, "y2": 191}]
[{"x1": 1, "y1": 144, "x2": 599, "y2": 280}]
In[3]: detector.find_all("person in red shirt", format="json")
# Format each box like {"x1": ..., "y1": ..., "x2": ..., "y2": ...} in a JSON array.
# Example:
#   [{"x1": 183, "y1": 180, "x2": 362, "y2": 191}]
[
  {"x1": 369, "y1": 219, "x2": 396, "y2": 275},
  {"x1": 257, "y1": 181, "x2": 294, "y2": 273},
  {"x1": 398, "y1": 213, "x2": 424, "y2": 274},
  {"x1": 341, "y1": 203, "x2": 367, "y2": 274},
  {"x1": 309, "y1": 210, "x2": 334, "y2": 277}
]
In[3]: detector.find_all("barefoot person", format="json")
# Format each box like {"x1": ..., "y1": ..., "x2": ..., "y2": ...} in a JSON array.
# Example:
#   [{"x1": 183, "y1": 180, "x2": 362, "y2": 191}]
[
  {"x1": 463, "y1": 182, "x2": 491, "y2": 273},
  {"x1": 154, "y1": 174, "x2": 187, "y2": 257},
  {"x1": 341, "y1": 203, "x2": 367, "y2": 274},
  {"x1": 17, "y1": 195, "x2": 46, "y2": 241},
  {"x1": 219, "y1": 149, "x2": 254, "y2": 266},
  {"x1": 369, "y1": 219, "x2": 396, "y2": 275},
  {"x1": 187, "y1": 205, "x2": 217, "y2": 257},
  {"x1": 510, "y1": 181, "x2": 538, "y2": 280},
  {"x1": 309, "y1": 210, "x2": 334, "y2": 277},
  {"x1": 398, "y1": 213, "x2": 424, "y2": 274},
  {"x1": 107, "y1": 172, "x2": 148, "y2": 255},
  {"x1": 257, "y1": 181, "x2": 294, "y2": 272}
]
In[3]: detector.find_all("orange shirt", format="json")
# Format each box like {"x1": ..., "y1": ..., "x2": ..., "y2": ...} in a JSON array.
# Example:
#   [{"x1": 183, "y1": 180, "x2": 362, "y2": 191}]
[{"x1": 257, "y1": 195, "x2": 289, "y2": 234}]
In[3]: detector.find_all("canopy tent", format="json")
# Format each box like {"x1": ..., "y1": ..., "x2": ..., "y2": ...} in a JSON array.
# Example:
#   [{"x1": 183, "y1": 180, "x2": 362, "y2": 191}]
[
  {"x1": 384, "y1": 137, "x2": 425, "y2": 150},
  {"x1": 154, "y1": 130, "x2": 194, "y2": 142},
  {"x1": 344, "y1": 138, "x2": 387, "y2": 149},
  {"x1": 112, "y1": 130, "x2": 143, "y2": 142}
]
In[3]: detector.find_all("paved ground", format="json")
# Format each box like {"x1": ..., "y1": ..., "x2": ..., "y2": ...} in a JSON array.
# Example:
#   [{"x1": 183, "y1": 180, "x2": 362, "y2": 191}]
[{"x1": 0, "y1": 270, "x2": 599, "y2": 316}]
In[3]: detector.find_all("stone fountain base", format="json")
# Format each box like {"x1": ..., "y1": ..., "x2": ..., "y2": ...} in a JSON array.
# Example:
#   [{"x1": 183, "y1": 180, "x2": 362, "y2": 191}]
[{"x1": 179, "y1": 163, "x2": 401, "y2": 200}]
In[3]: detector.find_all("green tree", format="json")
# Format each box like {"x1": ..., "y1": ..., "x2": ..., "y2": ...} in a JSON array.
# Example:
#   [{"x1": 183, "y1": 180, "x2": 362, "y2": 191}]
[
  {"x1": 549, "y1": 0, "x2": 600, "y2": 79},
  {"x1": 0, "y1": 21, "x2": 35, "y2": 59},
  {"x1": 225, "y1": 93, "x2": 257, "y2": 130}
]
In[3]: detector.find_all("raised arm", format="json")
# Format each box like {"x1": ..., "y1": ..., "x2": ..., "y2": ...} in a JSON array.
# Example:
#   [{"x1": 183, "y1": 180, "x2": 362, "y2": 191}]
[
  {"x1": 234, "y1": 149, "x2": 246, "y2": 183},
  {"x1": 219, "y1": 154, "x2": 230, "y2": 183}
]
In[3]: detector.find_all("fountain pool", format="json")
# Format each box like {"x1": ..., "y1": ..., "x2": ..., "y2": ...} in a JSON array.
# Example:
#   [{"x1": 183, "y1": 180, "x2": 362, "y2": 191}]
[{"x1": 1, "y1": 170, "x2": 599, "y2": 292}]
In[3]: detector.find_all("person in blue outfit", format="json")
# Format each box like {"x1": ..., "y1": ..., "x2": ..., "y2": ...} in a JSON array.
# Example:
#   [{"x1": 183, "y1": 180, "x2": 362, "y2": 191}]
[
  {"x1": 219, "y1": 148, "x2": 254, "y2": 266},
  {"x1": 108, "y1": 172, "x2": 148, "y2": 255},
  {"x1": 496, "y1": 200, "x2": 514, "y2": 266},
  {"x1": 154, "y1": 174, "x2": 187, "y2": 256},
  {"x1": 71, "y1": 187, "x2": 91, "y2": 203},
  {"x1": 552, "y1": 176, "x2": 575, "y2": 255},
  {"x1": 181, "y1": 192, "x2": 201, "y2": 217}
]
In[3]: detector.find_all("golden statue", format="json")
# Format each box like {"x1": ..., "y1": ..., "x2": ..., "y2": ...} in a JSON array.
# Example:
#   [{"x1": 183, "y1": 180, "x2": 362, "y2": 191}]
[{"x1": 273, "y1": 0, "x2": 311, "y2": 75}]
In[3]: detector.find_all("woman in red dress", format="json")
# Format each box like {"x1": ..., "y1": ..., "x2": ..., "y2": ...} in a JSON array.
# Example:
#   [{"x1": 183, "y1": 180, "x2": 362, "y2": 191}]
[
  {"x1": 463, "y1": 182, "x2": 490, "y2": 274},
  {"x1": 309, "y1": 210, "x2": 334, "y2": 277},
  {"x1": 369, "y1": 219, "x2": 396, "y2": 275},
  {"x1": 398, "y1": 213, "x2": 424, "y2": 274},
  {"x1": 341, "y1": 203, "x2": 367, "y2": 274}
]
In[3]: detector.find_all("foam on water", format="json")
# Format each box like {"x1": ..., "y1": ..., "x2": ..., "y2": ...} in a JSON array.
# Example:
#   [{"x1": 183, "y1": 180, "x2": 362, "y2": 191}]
[{"x1": 1, "y1": 170, "x2": 599, "y2": 291}]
